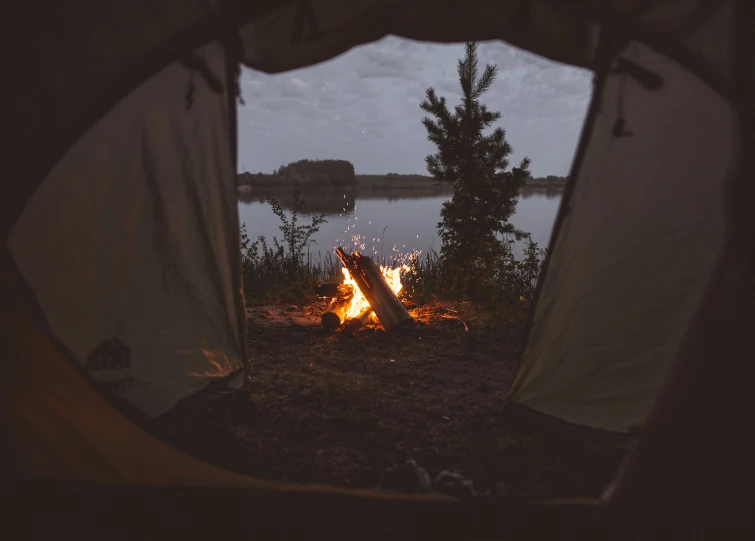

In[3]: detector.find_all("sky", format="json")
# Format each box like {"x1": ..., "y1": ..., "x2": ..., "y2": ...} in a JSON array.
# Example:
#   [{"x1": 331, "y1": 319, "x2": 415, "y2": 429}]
[{"x1": 238, "y1": 37, "x2": 593, "y2": 178}]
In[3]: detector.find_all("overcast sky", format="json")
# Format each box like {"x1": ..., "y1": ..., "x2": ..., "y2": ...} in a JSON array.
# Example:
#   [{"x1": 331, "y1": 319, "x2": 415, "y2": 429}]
[{"x1": 238, "y1": 37, "x2": 593, "y2": 178}]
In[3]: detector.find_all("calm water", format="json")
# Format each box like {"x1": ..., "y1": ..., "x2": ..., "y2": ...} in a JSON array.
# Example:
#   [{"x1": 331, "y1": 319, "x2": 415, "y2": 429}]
[{"x1": 238, "y1": 188, "x2": 563, "y2": 261}]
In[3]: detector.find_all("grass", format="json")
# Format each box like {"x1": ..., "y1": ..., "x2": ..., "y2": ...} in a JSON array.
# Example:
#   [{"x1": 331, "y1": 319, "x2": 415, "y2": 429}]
[{"x1": 242, "y1": 240, "x2": 545, "y2": 310}]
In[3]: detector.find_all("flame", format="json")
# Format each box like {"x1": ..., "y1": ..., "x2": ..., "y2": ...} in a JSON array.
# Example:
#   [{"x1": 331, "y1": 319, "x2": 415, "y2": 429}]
[{"x1": 341, "y1": 263, "x2": 406, "y2": 319}]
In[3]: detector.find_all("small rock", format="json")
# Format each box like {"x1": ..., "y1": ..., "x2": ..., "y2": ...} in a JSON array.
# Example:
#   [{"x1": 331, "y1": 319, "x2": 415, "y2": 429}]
[
  {"x1": 432, "y1": 471, "x2": 477, "y2": 498},
  {"x1": 378, "y1": 460, "x2": 432, "y2": 494}
]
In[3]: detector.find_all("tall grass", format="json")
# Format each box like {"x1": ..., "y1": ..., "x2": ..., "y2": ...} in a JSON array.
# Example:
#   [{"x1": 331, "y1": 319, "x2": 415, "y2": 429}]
[
  {"x1": 392, "y1": 242, "x2": 545, "y2": 305},
  {"x1": 240, "y1": 192, "x2": 547, "y2": 306},
  {"x1": 242, "y1": 229, "x2": 545, "y2": 307},
  {"x1": 241, "y1": 226, "x2": 342, "y2": 305}
]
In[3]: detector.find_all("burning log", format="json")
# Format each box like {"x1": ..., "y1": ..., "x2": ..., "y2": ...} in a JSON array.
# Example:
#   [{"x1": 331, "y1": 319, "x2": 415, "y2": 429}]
[
  {"x1": 321, "y1": 292, "x2": 354, "y2": 330},
  {"x1": 344, "y1": 307, "x2": 374, "y2": 333},
  {"x1": 336, "y1": 247, "x2": 413, "y2": 332},
  {"x1": 315, "y1": 282, "x2": 354, "y2": 298}
]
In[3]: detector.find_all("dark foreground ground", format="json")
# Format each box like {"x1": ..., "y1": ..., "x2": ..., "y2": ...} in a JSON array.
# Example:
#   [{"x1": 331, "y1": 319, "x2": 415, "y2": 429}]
[{"x1": 153, "y1": 299, "x2": 626, "y2": 499}]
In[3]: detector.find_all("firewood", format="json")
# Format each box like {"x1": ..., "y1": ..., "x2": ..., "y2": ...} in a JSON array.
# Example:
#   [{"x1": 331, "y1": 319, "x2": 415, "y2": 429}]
[
  {"x1": 344, "y1": 307, "x2": 374, "y2": 333},
  {"x1": 336, "y1": 248, "x2": 413, "y2": 332},
  {"x1": 315, "y1": 282, "x2": 354, "y2": 298},
  {"x1": 321, "y1": 293, "x2": 354, "y2": 330}
]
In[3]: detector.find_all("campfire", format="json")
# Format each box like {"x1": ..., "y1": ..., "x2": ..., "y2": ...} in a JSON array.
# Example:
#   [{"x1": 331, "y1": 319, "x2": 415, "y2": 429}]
[{"x1": 318, "y1": 248, "x2": 413, "y2": 332}]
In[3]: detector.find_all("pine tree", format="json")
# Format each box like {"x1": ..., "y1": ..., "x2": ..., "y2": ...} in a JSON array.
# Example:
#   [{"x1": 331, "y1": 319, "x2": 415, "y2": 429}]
[{"x1": 420, "y1": 42, "x2": 531, "y2": 287}]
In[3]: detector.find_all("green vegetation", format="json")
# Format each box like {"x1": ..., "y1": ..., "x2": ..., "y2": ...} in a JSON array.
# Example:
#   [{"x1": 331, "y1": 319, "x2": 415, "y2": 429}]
[
  {"x1": 241, "y1": 192, "x2": 335, "y2": 304},
  {"x1": 403, "y1": 243, "x2": 545, "y2": 305},
  {"x1": 241, "y1": 194, "x2": 544, "y2": 307},
  {"x1": 419, "y1": 41, "x2": 544, "y2": 301},
  {"x1": 238, "y1": 159, "x2": 356, "y2": 189}
]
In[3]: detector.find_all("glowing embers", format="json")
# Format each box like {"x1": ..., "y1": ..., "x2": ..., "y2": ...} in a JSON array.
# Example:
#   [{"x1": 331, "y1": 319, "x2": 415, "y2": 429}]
[{"x1": 319, "y1": 249, "x2": 413, "y2": 332}]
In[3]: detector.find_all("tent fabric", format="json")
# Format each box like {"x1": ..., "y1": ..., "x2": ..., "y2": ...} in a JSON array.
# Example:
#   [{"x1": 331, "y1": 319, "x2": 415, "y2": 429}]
[
  {"x1": 509, "y1": 1, "x2": 739, "y2": 433},
  {"x1": 510, "y1": 42, "x2": 734, "y2": 432},
  {"x1": 603, "y1": 0, "x2": 755, "y2": 526},
  {"x1": 5, "y1": 0, "x2": 221, "y2": 239},
  {"x1": 13, "y1": 478, "x2": 605, "y2": 539},
  {"x1": 8, "y1": 40, "x2": 246, "y2": 417},
  {"x1": 603, "y1": 236, "x2": 755, "y2": 528},
  {"x1": 238, "y1": 0, "x2": 590, "y2": 74}
]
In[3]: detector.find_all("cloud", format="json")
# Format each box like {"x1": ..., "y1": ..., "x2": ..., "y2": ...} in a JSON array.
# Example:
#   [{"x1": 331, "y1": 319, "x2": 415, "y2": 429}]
[
  {"x1": 238, "y1": 37, "x2": 592, "y2": 177},
  {"x1": 246, "y1": 80, "x2": 264, "y2": 96},
  {"x1": 259, "y1": 99, "x2": 289, "y2": 111},
  {"x1": 281, "y1": 77, "x2": 311, "y2": 97}
]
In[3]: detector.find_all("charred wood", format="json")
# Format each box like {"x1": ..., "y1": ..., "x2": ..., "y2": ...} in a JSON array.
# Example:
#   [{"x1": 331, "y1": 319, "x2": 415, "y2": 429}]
[
  {"x1": 315, "y1": 282, "x2": 353, "y2": 298},
  {"x1": 344, "y1": 307, "x2": 374, "y2": 333},
  {"x1": 321, "y1": 293, "x2": 354, "y2": 330},
  {"x1": 336, "y1": 248, "x2": 413, "y2": 332}
]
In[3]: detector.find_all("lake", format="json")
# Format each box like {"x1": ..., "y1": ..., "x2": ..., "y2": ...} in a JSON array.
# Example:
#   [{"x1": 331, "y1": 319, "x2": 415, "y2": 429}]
[{"x1": 238, "y1": 187, "x2": 563, "y2": 262}]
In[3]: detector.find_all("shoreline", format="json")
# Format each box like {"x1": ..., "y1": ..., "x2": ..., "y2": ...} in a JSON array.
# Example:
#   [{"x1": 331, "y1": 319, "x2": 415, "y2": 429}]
[{"x1": 237, "y1": 184, "x2": 564, "y2": 194}]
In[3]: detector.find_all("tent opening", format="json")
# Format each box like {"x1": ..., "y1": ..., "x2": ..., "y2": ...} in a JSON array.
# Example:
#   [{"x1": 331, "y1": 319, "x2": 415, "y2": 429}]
[{"x1": 143, "y1": 36, "x2": 633, "y2": 499}]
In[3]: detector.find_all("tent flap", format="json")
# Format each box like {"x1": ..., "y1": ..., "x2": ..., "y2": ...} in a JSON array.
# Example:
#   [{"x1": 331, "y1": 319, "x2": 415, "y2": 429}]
[
  {"x1": 238, "y1": 0, "x2": 590, "y2": 74},
  {"x1": 8, "y1": 41, "x2": 245, "y2": 417},
  {"x1": 510, "y1": 37, "x2": 735, "y2": 433}
]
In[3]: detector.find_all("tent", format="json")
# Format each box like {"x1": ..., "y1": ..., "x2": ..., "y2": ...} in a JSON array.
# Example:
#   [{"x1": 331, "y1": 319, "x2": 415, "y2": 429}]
[{"x1": 3, "y1": 0, "x2": 753, "y2": 536}]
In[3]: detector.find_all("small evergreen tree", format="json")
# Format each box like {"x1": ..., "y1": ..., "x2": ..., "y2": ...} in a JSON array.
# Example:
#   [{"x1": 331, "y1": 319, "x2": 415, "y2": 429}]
[{"x1": 420, "y1": 42, "x2": 531, "y2": 291}]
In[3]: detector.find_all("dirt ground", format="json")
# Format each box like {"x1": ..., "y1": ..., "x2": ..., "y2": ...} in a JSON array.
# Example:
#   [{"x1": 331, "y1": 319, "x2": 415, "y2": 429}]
[{"x1": 153, "y1": 298, "x2": 626, "y2": 499}]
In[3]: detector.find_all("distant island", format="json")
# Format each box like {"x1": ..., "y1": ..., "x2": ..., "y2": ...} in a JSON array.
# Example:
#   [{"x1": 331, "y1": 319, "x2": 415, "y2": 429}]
[
  {"x1": 237, "y1": 159, "x2": 566, "y2": 192},
  {"x1": 524, "y1": 175, "x2": 568, "y2": 188},
  {"x1": 238, "y1": 159, "x2": 356, "y2": 189}
]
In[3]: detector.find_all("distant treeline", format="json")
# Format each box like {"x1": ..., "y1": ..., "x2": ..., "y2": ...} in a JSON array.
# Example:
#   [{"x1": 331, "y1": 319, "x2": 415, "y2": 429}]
[
  {"x1": 525, "y1": 175, "x2": 567, "y2": 187},
  {"x1": 237, "y1": 159, "x2": 566, "y2": 190},
  {"x1": 356, "y1": 173, "x2": 442, "y2": 188},
  {"x1": 238, "y1": 159, "x2": 356, "y2": 188}
]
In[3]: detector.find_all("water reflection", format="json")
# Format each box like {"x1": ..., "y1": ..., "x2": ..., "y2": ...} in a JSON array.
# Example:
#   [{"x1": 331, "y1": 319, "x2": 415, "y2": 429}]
[
  {"x1": 237, "y1": 186, "x2": 454, "y2": 215},
  {"x1": 238, "y1": 188, "x2": 358, "y2": 215},
  {"x1": 238, "y1": 186, "x2": 564, "y2": 255},
  {"x1": 520, "y1": 187, "x2": 564, "y2": 200}
]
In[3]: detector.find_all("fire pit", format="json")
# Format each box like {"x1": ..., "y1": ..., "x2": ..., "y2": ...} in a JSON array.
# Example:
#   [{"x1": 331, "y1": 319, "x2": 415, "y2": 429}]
[{"x1": 319, "y1": 248, "x2": 413, "y2": 333}]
